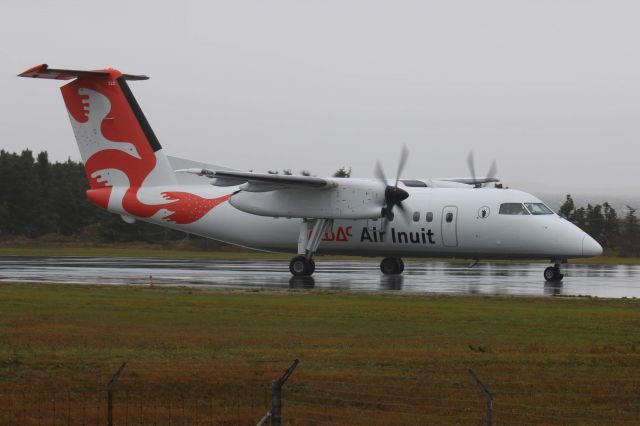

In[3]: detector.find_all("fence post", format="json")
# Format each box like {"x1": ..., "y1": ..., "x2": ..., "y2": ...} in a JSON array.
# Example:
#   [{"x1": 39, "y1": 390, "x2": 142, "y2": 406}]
[
  {"x1": 268, "y1": 359, "x2": 299, "y2": 426},
  {"x1": 107, "y1": 363, "x2": 127, "y2": 426},
  {"x1": 469, "y1": 369, "x2": 493, "y2": 426}
]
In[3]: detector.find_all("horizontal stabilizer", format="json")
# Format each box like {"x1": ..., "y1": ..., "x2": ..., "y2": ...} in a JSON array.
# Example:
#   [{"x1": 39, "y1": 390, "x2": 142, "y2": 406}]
[{"x1": 18, "y1": 64, "x2": 149, "y2": 81}]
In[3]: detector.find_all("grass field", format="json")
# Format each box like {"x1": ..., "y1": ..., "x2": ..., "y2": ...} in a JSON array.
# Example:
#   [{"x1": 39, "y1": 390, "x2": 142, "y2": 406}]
[{"x1": 0, "y1": 283, "x2": 638, "y2": 425}]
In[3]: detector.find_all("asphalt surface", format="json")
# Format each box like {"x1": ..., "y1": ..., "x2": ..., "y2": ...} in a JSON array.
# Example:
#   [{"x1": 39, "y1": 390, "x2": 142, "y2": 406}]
[{"x1": 0, "y1": 256, "x2": 638, "y2": 298}]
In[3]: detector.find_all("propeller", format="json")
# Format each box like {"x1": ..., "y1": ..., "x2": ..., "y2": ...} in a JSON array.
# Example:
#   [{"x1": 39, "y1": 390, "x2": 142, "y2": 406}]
[
  {"x1": 375, "y1": 145, "x2": 410, "y2": 223},
  {"x1": 467, "y1": 151, "x2": 498, "y2": 188}
]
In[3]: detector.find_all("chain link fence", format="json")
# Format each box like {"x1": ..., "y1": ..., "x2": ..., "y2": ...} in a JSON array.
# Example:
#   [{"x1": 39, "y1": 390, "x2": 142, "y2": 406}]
[{"x1": 1, "y1": 360, "x2": 638, "y2": 425}]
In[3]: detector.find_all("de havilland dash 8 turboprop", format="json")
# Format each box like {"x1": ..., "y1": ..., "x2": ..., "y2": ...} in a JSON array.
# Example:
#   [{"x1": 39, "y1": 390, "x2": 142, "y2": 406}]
[{"x1": 19, "y1": 64, "x2": 603, "y2": 281}]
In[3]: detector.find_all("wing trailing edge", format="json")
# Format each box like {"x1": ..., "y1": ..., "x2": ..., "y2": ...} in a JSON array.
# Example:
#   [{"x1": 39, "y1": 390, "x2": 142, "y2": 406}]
[{"x1": 176, "y1": 168, "x2": 335, "y2": 192}]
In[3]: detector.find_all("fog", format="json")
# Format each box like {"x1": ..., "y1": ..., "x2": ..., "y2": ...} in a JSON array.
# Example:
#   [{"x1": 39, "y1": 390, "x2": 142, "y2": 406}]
[{"x1": 2, "y1": 0, "x2": 638, "y2": 198}]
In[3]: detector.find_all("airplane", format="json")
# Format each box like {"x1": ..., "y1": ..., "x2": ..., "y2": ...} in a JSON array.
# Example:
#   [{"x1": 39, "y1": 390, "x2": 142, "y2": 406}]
[{"x1": 18, "y1": 64, "x2": 603, "y2": 281}]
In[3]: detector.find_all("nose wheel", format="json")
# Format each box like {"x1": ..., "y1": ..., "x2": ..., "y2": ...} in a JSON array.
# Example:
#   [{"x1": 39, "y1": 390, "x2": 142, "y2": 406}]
[
  {"x1": 544, "y1": 265, "x2": 564, "y2": 282},
  {"x1": 380, "y1": 257, "x2": 405, "y2": 275}
]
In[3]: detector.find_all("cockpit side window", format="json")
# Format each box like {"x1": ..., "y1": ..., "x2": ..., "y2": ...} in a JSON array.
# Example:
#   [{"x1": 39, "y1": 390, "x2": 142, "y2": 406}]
[
  {"x1": 524, "y1": 203, "x2": 554, "y2": 215},
  {"x1": 499, "y1": 203, "x2": 530, "y2": 215}
]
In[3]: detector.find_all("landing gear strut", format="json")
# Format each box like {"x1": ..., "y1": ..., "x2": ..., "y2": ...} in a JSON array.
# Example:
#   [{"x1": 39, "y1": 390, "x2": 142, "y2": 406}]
[
  {"x1": 380, "y1": 257, "x2": 405, "y2": 275},
  {"x1": 289, "y1": 219, "x2": 330, "y2": 277},
  {"x1": 544, "y1": 262, "x2": 565, "y2": 282}
]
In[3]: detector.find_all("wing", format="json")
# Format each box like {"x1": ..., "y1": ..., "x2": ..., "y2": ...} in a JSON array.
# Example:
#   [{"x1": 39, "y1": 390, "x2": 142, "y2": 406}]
[{"x1": 176, "y1": 168, "x2": 335, "y2": 192}]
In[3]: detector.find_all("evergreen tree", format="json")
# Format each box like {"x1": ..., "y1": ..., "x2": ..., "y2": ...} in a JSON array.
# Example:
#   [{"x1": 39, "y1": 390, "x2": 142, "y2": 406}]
[
  {"x1": 585, "y1": 204, "x2": 605, "y2": 245},
  {"x1": 570, "y1": 207, "x2": 587, "y2": 230},
  {"x1": 333, "y1": 166, "x2": 352, "y2": 178},
  {"x1": 558, "y1": 194, "x2": 575, "y2": 219},
  {"x1": 602, "y1": 202, "x2": 619, "y2": 249},
  {"x1": 619, "y1": 207, "x2": 639, "y2": 256}
]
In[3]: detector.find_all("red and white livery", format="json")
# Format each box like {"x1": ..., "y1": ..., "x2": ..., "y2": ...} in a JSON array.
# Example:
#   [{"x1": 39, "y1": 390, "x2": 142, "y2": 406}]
[{"x1": 20, "y1": 64, "x2": 602, "y2": 281}]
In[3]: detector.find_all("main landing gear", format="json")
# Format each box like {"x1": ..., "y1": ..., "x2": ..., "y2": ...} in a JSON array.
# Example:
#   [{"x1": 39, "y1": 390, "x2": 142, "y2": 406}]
[
  {"x1": 544, "y1": 261, "x2": 565, "y2": 282},
  {"x1": 289, "y1": 256, "x2": 315, "y2": 276},
  {"x1": 380, "y1": 257, "x2": 405, "y2": 275},
  {"x1": 289, "y1": 219, "x2": 330, "y2": 277},
  {"x1": 289, "y1": 219, "x2": 409, "y2": 277}
]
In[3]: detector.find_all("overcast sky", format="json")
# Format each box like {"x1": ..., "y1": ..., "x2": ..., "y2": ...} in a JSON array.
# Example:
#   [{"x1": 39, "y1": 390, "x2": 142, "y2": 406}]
[{"x1": 2, "y1": 0, "x2": 639, "y2": 197}]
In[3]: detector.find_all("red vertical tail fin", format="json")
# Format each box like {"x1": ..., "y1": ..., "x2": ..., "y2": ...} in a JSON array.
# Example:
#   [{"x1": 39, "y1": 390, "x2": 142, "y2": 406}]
[
  {"x1": 18, "y1": 64, "x2": 176, "y2": 195},
  {"x1": 19, "y1": 65, "x2": 230, "y2": 225}
]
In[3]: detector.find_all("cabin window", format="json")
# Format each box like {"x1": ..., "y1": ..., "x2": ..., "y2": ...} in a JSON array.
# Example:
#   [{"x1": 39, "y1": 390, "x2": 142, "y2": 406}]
[
  {"x1": 445, "y1": 212, "x2": 453, "y2": 223},
  {"x1": 524, "y1": 203, "x2": 554, "y2": 215},
  {"x1": 426, "y1": 212, "x2": 433, "y2": 222},
  {"x1": 499, "y1": 203, "x2": 530, "y2": 215},
  {"x1": 412, "y1": 212, "x2": 420, "y2": 222}
]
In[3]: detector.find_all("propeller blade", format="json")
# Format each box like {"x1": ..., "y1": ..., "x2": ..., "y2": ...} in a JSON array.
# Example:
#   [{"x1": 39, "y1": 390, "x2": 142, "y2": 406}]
[
  {"x1": 486, "y1": 159, "x2": 498, "y2": 179},
  {"x1": 396, "y1": 201, "x2": 411, "y2": 222},
  {"x1": 483, "y1": 159, "x2": 498, "y2": 187},
  {"x1": 395, "y1": 145, "x2": 409, "y2": 187},
  {"x1": 375, "y1": 146, "x2": 411, "y2": 224},
  {"x1": 374, "y1": 161, "x2": 388, "y2": 187},
  {"x1": 466, "y1": 151, "x2": 477, "y2": 185}
]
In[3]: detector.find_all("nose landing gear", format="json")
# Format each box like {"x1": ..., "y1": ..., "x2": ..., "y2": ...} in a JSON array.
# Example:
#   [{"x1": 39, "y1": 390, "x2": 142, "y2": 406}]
[{"x1": 544, "y1": 262, "x2": 565, "y2": 282}]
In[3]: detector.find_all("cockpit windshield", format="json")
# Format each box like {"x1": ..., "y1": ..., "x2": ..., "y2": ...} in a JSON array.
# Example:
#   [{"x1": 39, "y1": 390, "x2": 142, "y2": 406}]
[
  {"x1": 524, "y1": 203, "x2": 554, "y2": 215},
  {"x1": 499, "y1": 203, "x2": 530, "y2": 215}
]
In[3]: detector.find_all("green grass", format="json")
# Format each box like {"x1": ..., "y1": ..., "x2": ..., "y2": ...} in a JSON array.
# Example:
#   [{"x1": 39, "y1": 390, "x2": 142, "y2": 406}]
[{"x1": 0, "y1": 283, "x2": 638, "y2": 424}]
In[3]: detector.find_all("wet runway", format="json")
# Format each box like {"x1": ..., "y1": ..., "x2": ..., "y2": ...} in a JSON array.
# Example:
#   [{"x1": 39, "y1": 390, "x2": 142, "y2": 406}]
[{"x1": 0, "y1": 256, "x2": 639, "y2": 298}]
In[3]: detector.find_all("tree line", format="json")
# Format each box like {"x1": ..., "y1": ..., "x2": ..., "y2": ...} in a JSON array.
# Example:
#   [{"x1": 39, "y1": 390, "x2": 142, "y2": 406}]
[
  {"x1": 0, "y1": 149, "x2": 182, "y2": 243},
  {"x1": 0, "y1": 149, "x2": 637, "y2": 255},
  {"x1": 558, "y1": 195, "x2": 639, "y2": 256},
  {"x1": 0, "y1": 150, "x2": 353, "y2": 244}
]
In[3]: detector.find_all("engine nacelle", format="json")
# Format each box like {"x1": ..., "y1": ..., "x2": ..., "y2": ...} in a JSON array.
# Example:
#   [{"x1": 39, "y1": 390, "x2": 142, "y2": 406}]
[{"x1": 229, "y1": 179, "x2": 383, "y2": 219}]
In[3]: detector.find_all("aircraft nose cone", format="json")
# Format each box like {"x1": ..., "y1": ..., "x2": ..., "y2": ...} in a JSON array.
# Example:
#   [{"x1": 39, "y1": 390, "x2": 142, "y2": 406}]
[{"x1": 582, "y1": 234, "x2": 603, "y2": 257}]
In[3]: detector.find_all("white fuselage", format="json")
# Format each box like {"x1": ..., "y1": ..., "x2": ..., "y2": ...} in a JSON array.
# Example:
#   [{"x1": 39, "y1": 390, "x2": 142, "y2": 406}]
[
  {"x1": 18, "y1": 63, "x2": 603, "y2": 265},
  {"x1": 128, "y1": 181, "x2": 602, "y2": 261}
]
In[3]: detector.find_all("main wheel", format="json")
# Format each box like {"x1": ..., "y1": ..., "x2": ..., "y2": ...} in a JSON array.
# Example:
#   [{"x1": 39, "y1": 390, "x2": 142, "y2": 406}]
[
  {"x1": 290, "y1": 256, "x2": 314, "y2": 276},
  {"x1": 380, "y1": 257, "x2": 404, "y2": 275},
  {"x1": 544, "y1": 266, "x2": 563, "y2": 282}
]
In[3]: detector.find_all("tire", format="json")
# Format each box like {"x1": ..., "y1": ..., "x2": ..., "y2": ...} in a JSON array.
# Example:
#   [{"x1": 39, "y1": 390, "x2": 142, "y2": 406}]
[
  {"x1": 544, "y1": 266, "x2": 563, "y2": 282},
  {"x1": 290, "y1": 256, "x2": 314, "y2": 276},
  {"x1": 380, "y1": 257, "x2": 404, "y2": 275}
]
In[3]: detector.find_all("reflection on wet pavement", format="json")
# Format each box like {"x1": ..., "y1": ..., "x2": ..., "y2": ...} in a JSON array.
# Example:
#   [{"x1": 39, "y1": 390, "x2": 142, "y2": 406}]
[{"x1": 0, "y1": 256, "x2": 638, "y2": 298}]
